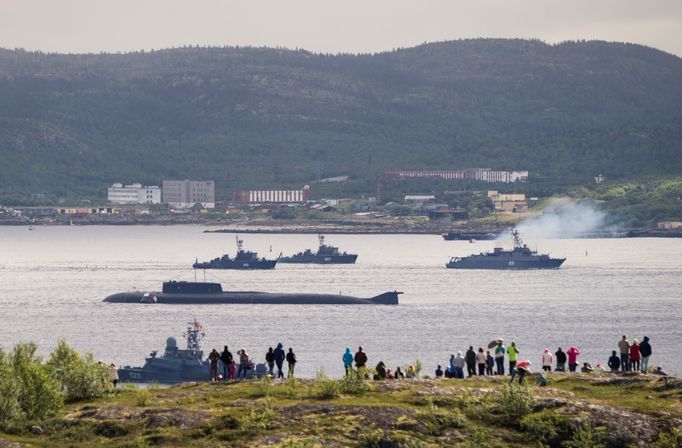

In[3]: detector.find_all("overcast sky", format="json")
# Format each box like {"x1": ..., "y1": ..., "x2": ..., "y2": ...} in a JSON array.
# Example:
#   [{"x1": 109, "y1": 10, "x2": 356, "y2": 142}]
[{"x1": 1, "y1": 0, "x2": 681, "y2": 57}]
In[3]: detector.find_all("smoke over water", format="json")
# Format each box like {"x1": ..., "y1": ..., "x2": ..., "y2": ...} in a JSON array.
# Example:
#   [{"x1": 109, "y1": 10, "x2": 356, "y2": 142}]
[{"x1": 503, "y1": 198, "x2": 618, "y2": 240}]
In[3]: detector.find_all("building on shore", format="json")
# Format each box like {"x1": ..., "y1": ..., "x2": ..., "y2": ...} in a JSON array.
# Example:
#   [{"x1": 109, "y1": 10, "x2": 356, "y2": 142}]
[
  {"x1": 162, "y1": 180, "x2": 215, "y2": 209},
  {"x1": 385, "y1": 169, "x2": 528, "y2": 183},
  {"x1": 107, "y1": 183, "x2": 161, "y2": 204},
  {"x1": 232, "y1": 185, "x2": 310, "y2": 204},
  {"x1": 657, "y1": 221, "x2": 682, "y2": 230},
  {"x1": 488, "y1": 191, "x2": 528, "y2": 213}
]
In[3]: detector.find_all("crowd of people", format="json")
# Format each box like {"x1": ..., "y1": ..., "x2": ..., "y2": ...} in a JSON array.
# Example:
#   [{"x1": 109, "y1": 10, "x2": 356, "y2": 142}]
[
  {"x1": 206, "y1": 343, "x2": 297, "y2": 381},
  {"x1": 202, "y1": 334, "x2": 663, "y2": 383}
]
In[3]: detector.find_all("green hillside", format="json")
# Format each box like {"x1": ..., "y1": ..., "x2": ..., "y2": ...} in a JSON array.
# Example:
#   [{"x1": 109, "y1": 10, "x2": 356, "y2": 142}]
[{"x1": 1, "y1": 39, "x2": 681, "y2": 200}]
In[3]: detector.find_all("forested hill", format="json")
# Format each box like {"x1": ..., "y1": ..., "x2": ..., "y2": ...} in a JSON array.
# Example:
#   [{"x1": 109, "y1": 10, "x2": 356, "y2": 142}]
[{"x1": 1, "y1": 39, "x2": 681, "y2": 199}]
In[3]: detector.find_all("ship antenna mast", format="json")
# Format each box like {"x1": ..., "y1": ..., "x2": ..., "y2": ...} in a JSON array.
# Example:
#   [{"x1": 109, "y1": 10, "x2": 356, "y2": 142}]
[
  {"x1": 235, "y1": 235, "x2": 243, "y2": 252},
  {"x1": 318, "y1": 234, "x2": 325, "y2": 247},
  {"x1": 511, "y1": 229, "x2": 525, "y2": 249}
]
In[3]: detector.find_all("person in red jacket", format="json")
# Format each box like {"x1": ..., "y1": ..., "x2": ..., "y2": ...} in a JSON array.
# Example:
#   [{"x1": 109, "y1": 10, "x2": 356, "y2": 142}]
[
  {"x1": 566, "y1": 346, "x2": 581, "y2": 373},
  {"x1": 630, "y1": 339, "x2": 641, "y2": 372}
]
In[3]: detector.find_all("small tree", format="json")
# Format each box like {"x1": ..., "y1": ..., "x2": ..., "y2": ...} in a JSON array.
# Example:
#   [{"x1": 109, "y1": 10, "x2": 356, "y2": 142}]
[
  {"x1": 47, "y1": 340, "x2": 112, "y2": 402},
  {"x1": 10, "y1": 343, "x2": 63, "y2": 421}
]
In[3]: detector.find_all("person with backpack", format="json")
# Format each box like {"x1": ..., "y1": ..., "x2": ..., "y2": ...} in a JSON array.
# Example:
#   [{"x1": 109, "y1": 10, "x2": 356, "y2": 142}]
[
  {"x1": 220, "y1": 345, "x2": 233, "y2": 381},
  {"x1": 273, "y1": 343, "x2": 286, "y2": 379},
  {"x1": 286, "y1": 347, "x2": 297, "y2": 378}
]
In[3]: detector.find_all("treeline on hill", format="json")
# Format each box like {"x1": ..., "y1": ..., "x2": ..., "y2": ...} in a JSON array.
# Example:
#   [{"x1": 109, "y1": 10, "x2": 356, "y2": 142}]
[{"x1": 0, "y1": 39, "x2": 681, "y2": 201}]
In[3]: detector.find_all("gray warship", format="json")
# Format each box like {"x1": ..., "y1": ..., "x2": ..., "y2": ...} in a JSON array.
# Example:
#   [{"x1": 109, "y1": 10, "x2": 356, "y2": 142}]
[
  {"x1": 193, "y1": 236, "x2": 277, "y2": 270},
  {"x1": 446, "y1": 229, "x2": 566, "y2": 269},
  {"x1": 277, "y1": 234, "x2": 358, "y2": 264},
  {"x1": 117, "y1": 319, "x2": 213, "y2": 383}
]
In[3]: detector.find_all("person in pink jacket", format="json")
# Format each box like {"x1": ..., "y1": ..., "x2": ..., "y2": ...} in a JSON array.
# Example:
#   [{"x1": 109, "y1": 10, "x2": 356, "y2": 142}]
[{"x1": 566, "y1": 346, "x2": 581, "y2": 373}]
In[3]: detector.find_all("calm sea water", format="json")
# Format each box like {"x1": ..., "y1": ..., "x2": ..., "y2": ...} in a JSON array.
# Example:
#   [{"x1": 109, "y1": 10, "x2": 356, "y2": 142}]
[{"x1": 0, "y1": 225, "x2": 680, "y2": 377}]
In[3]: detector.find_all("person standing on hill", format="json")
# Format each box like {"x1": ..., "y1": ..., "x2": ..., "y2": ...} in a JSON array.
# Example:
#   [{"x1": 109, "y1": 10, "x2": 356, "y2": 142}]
[
  {"x1": 495, "y1": 342, "x2": 506, "y2": 375},
  {"x1": 542, "y1": 349, "x2": 553, "y2": 372},
  {"x1": 485, "y1": 351, "x2": 495, "y2": 375},
  {"x1": 639, "y1": 336, "x2": 652, "y2": 373},
  {"x1": 265, "y1": 347, "x2": 275, "y2": 377},
  {"x1": 507, "y1": 342, "x2": 519, "y2": 375},
  {"x1": 208, "y1": 348, "x2": 221, "y2": 381},
  {"x1": 220, "y1": 345, "x2": 233, "y2": 381},
  {"x1": 343, "y1": 347, "x2": 354, "y2": 376},
  {"x1": 618, "y1": 335, "x2": 631, "y2": 372},
  {"x1": 465, "y1": 346, "x2": 477, "y2": 377},
  {"x1": 274, "y1": 343, "x2": 286, "y2": 379},
  {"x1": 567, "y1": 346, "x2": 581, "y2": 373},
  {"x1": 555, "y1": 347, "x2": 567, "y2": 372},
  {"x1": 608, "y1": 350, "x2": 621, "y2": 372},
  {"x1": 286, "y1": 347, "x2": 297, "y2": 378},
  {"x1": 476, "y1": 347, "x2": 486, "y2": 375},
  {"x1": 630, "y1": 339, "x2": 641, "y2": 372},
  {"x1": 354, "y1": 346, "x2": 368, "y2": 377}
]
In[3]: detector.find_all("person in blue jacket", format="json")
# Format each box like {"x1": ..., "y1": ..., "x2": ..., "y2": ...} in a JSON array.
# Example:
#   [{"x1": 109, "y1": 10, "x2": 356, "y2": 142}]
[
  {"x1": 343, "y1": 347, "x2": 354, "y2": 376},
  {"x1": 273, "y1": 342, "x2": 286, "y2": 379}
]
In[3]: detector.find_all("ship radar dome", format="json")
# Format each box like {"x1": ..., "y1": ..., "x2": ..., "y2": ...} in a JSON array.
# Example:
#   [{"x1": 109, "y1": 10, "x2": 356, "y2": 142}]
[{"x1": 166, "y1": 337, "x2": 178, "y2": 350}]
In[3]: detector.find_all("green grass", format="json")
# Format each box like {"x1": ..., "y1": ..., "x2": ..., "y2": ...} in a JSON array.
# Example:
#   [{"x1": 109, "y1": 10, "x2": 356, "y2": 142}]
[{"x1": 2, "y1": 374, "x2": 680, "y2": 447}]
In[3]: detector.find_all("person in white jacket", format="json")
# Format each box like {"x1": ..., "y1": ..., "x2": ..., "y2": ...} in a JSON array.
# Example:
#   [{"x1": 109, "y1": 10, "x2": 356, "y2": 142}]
[{"x1": 541, "y1": 348, "x2": 553, "y2": 372}]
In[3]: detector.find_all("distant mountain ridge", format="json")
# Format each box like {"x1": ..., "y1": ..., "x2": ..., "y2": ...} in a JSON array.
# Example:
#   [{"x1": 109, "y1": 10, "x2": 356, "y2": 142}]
[{"x1": 1, "y1": 39, "x2": 681, "y2": 199}]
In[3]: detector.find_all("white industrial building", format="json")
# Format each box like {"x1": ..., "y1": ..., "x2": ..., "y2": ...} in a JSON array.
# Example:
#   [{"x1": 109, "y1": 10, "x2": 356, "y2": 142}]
[{"x1": 107, "y1": 183, "x2": 161, "y2": 204}]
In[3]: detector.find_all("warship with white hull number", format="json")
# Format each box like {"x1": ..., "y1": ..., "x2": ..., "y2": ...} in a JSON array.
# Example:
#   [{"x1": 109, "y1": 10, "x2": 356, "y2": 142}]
[
  {"x1": 446, "y1": 229, "x2": 566, "y2": 269},
  {"x1": 193, "y1": 236, "x2": 276, "y2": 270},
  {"x1": 277, "y1": 235, "x2": 357, "y2": 264}
]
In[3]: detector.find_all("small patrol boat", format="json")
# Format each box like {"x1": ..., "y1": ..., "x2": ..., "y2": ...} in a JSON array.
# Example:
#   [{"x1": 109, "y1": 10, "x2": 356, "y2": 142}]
[
  {"x1": 446, "y1": 229, "x2": 566, "y2": 269},
  {"x1": 117, "y1": 319, "x2": 212, "y2": 383},
  {"x1": 277, "y1": 234, "x2": 358, "y2": 264},
  {"x1": 193, "y1": 236, "x2": 277, "y2": 270}
]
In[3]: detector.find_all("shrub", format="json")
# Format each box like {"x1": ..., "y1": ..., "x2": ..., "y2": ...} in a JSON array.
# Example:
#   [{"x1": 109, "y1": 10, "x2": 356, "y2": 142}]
[
  {"x1": 655, "y1": 427, "x2": 681, "y2": 448},
  {"x1": 10, "y1": 343, "x2": 63, "y2": 421},
  {"x1": 46, "y1": 340, "x2": 112, "y2": 402},
  {"x1": 414, "y1": 359, "x2": 423, "y2": 379},
  {"x1": 356, "y1": 427, "x2": 384, "y2": 448},
  {"x1": 278, "y1": 439, "x2": 316, "y2": 448},
  {"x1": 496, "y1": 382, "x2": 535, "y2": 420},
  {"x1": 340, "y1": 373, "x2": 371, "y2": 395},
  {"x1": 563, "y1": 422, "x2": 604, "y2": 448},
  {"x1": 254, "y1": 375, "x2": 271, "y2": 398},
  {"x1": 520, "y1": 411, "x2": 573, "y2": 446},
  {"x1": 281, "y1": 377, "x2": 303, "y2": 399},
  {"x1": 0, "y1": 349, "x2": 20, "y2": 430},
  {"x1": 134, "y1": 388, "x2": 151, "y2": 407},
  {"x1": 311, "y1": 368, "x2": 340, "y2": 399},
  {"x1": 417, "y1": 399, "x2": 466, "y2": 435},
  {"x1": 240, "y1": 398, "x2": 276, "y2": 434}
]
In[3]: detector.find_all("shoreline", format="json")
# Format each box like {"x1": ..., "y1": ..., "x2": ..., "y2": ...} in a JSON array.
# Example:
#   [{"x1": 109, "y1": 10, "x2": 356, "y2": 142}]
[{"x1": 2, "y1": 217, "x2": 682, "y2": 238}]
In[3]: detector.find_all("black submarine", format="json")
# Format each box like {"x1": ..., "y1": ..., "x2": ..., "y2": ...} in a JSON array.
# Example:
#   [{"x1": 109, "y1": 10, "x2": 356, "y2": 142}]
[{"x1": 104, "y1": 281, "x2": 401, "y2": 305}]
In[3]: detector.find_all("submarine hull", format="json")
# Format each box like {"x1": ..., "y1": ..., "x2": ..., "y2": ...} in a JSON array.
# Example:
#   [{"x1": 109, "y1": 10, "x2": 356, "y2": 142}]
[{"x1": 104, "y1": 290, "x2": 400, "y2": 305}]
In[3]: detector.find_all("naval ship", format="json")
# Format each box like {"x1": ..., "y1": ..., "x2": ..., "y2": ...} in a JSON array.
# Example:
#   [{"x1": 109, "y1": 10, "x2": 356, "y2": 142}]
[
  {"x1": 193, "y1": 236, "x2": 277, "y2": 270},
  {"x1": 277, "y1": 234, "x2": 358, "y2": 264},
  {"x1": 446, "y1": 229, "x2": 566, "y2": 269},
  {"x1": 105, "y1": 281, "x2": 400, "y2": 305},
  {"x1": 117, "y1": 319, "x2": 213, "y2": 383}
]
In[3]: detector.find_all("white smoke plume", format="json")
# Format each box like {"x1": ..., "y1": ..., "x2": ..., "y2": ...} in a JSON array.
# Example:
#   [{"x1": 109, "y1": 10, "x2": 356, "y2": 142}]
[{"x1": 506, "y1": 198, "x2": 613, "y2": 240}]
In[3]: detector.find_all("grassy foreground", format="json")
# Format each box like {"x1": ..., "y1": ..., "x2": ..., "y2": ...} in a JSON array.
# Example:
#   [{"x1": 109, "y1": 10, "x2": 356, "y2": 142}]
[{"x1": 1, "y1": 373, "x2": 681, "y2": 448}]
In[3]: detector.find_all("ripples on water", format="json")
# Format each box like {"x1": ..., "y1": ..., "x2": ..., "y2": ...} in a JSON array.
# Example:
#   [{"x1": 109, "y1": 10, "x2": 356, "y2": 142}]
[{"x1": 0, "y1": 225, "x2": 680, "y2": 377}]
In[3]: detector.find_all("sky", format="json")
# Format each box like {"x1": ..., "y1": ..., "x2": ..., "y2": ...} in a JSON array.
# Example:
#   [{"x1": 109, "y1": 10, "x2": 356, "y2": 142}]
[{"x1": 1, "y1": 0, "x2": 682, "y2": 57}]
